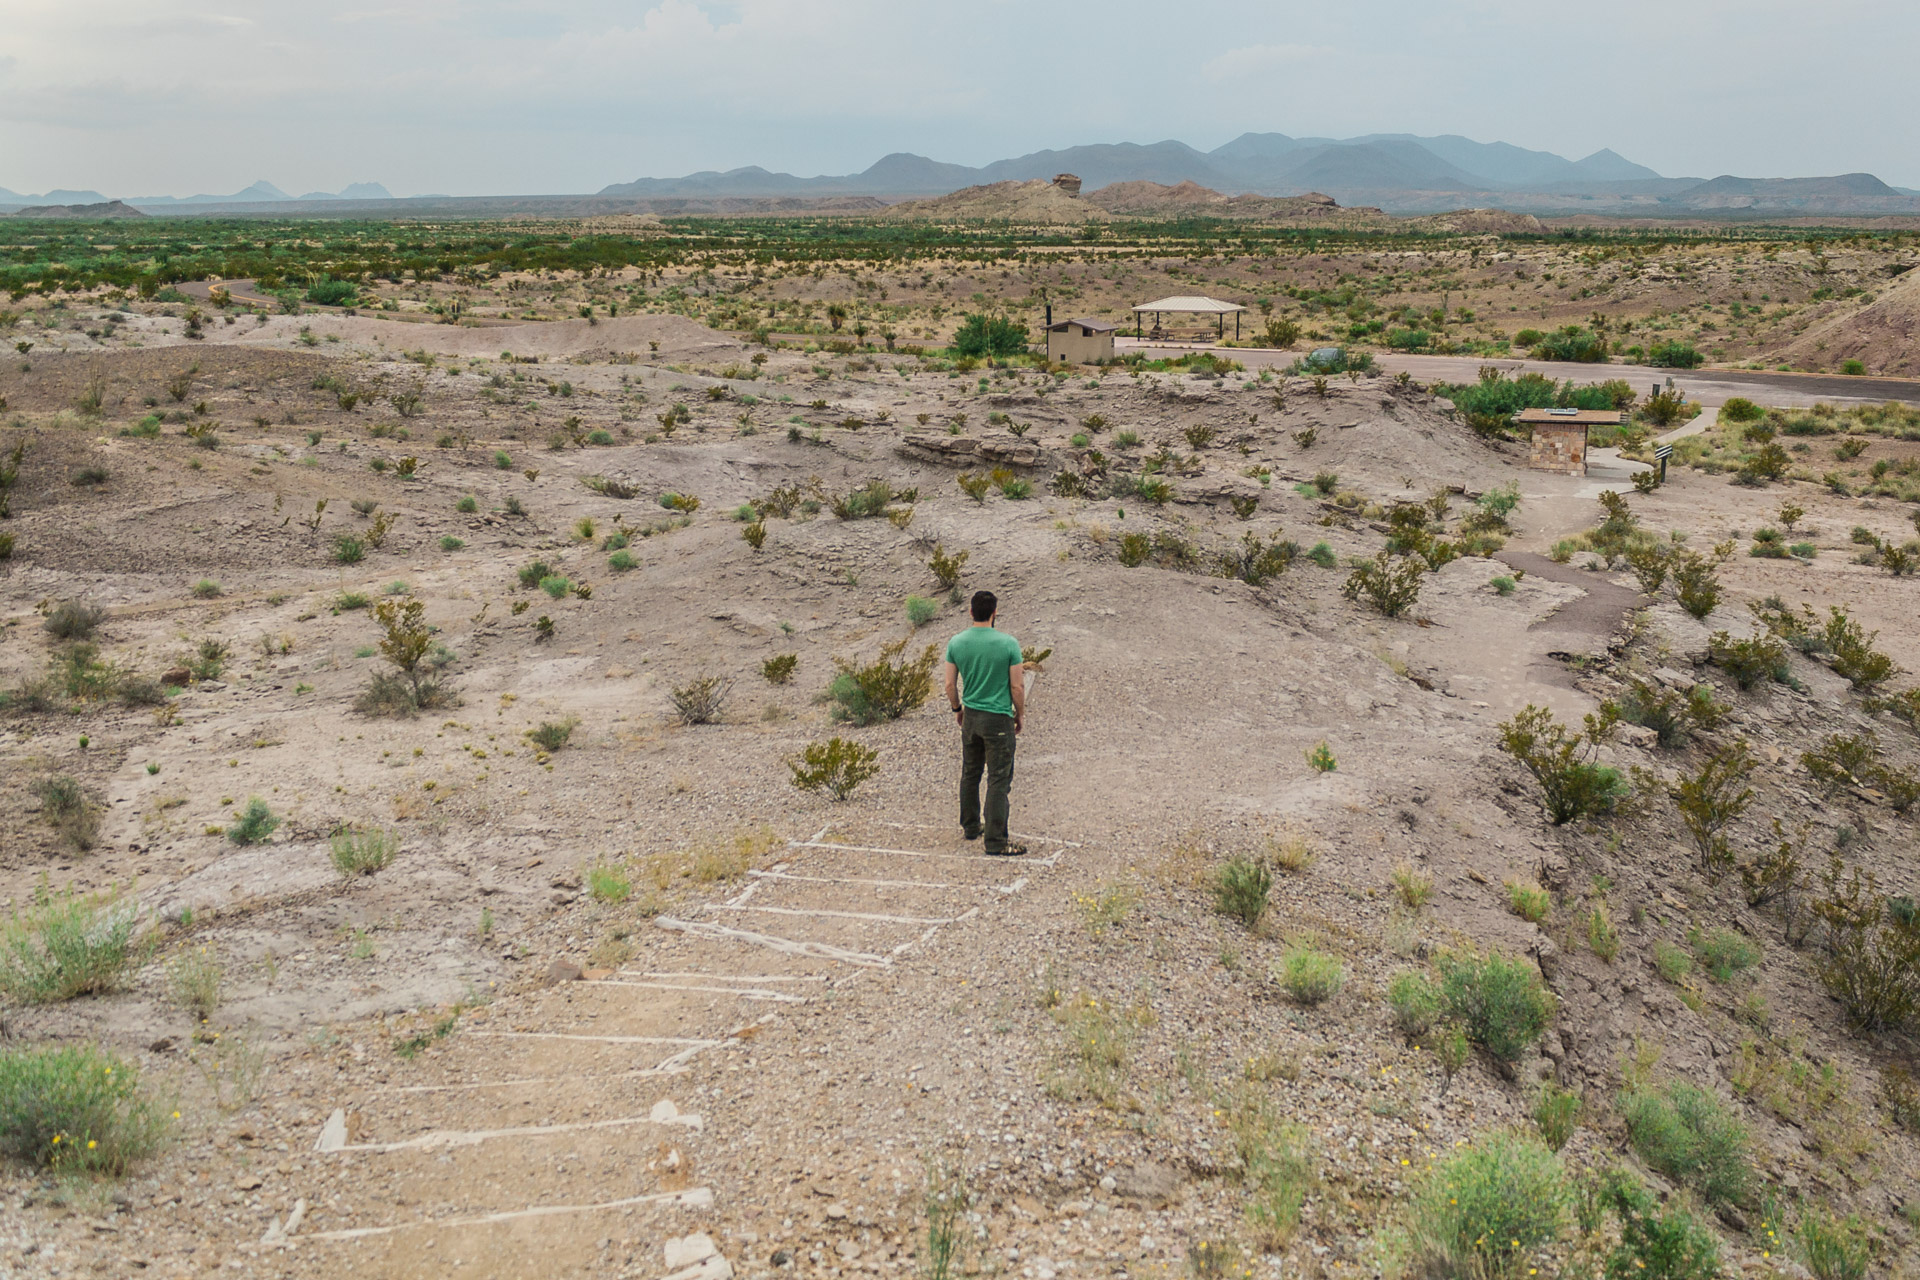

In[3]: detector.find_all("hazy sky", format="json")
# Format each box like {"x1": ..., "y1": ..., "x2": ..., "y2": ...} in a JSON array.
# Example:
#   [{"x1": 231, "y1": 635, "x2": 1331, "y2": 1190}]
[{"x1": 4, "y1": 0, "x2": 1917, "y2": 196}]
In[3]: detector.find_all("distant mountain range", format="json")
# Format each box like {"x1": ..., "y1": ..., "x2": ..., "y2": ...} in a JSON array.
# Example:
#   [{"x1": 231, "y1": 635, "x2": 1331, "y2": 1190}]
[
  {"x1": 8, "y1": 134, "x2": 1920, "y2": 217},
  {"x1": 599, "y1": 134, "x2": 1920, "y2": 215},
  {"x1": 0, "y1": 180, "x2": 393, "y2": 212}
]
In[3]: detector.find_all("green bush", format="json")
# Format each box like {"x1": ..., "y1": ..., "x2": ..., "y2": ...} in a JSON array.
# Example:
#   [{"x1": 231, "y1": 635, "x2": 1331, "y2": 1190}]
[
  {"x1": 1396, "y1": 1131, "x2": 1570, "y2": 1280},
  {"x1": 1720, "y1": 397, "x2": 1763, "y2": 423},
  {"x1": 1436, "y1": 948, "x2": 1555, "y2": 1063},
  {"x1": 1647, "y1": 341, "x2": 1703, "y2": 369},
  {"x1": 0, "y1": 882, "x2": 142, "y2": 1004},
  {"x1": 0, "y1": 1043, "x2": 169, "y2": 1176},
  {"x1": 1213, "y1": 857, "x2": 1272, "y2": 929},
  {"x1": 43, "y1": 599, "x2": 105, "y2": 641},
  {"x1": 329, "y1": 827, "x2": 399, "y2": 878},
  {"x1": 1795, "y1": 1206, "x2": 1875, "y2": 1280},
  {"x1": 1810, "y1": 856, "x2": 1920, "y2": 1032},
  {"x1": 1386, "y1": 971, "x2": 1439, "y2": 1040},
  {"x1": 905, "y1": 595, "x2": 939, "y2": 627},
  {"x1": 1709, "y1": 631, "x2": 1788, "y2": 690},
  {"x1": 527, "y1": 717, "x2": 579, "y2": 753},
  {"x1": 1531, "y1": 325, "x2": 1610, "y2": 362},
  {"x1": 1306, "y1": 542, "x2": 1336, "y2": 569},
  {"x1": 789, "y1": 736, "x2": 880, "y2": 801},
  {"x1": 226, "y1": 797, "x2": 280, "y2": 845},
  {"x1": 33, "y1": 775, "x2": 101, "y2": 852},
  {"x1": 1620, "y1": 1080, "x2": 1751, "y2": 1206},
  {"x1": 1603, "y1": 1178, "x2": 1723, "y2": 1280},
  {"x1": 456, "y1": 493, "x2": 479, "y2": 513},
  {"x1": 1274, "y1": 947, "x2": 1344, "y2": 1005},
  {"x1": 1688, "y1": 926, "x2": 1760, "y2": 981},
  {"x1": 333, "y1": 533, "x2": 365, "y2": 564},
  {"x1": 829, "y1": 636, "x2": 937, "y2": 726},
  {"x1": 1821, "y1": 607, "x2": 1897, "y2": 689},
  {"x1": 516, "y1": 559, "x2": 554, "y2": 588},
  {"x1": 1342, "y1": 550, "x2": 1424, "y2": 617},
  {"x1": 762, "y1": 654, "x2": 798, "y2": 685},
  {"x1": 306, "y1": 276, "x2": 357, "y2": 306},
  {"x1": 539, "y1": 574, "x2": 573, "y2": 599},
  {"x1": 1497, "y1": 704, "x2": 1626, "y2": 824},
  {"x1": 951, "y1": 314, "x2": 1027, "y2": 358}
]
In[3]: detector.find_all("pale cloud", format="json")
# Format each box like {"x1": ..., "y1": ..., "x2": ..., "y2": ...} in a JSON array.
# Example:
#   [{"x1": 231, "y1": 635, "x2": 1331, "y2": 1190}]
[
  {"x1": 0, "y1": 0, "x2": 1915, "y2": 196},
  {"x1": 1201, "y1": 43, "x2": 1329, "y2": 82}
]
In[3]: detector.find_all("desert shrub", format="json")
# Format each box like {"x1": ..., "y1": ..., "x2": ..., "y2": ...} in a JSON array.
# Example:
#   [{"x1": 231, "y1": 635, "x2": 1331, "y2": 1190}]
[
  {"x1": 762, "y1": 654, "x2": 798, "y2": 685},
  {"x1": 1436, "y1": 948, "x2": 1554, "y2": 1063},
  {"x1": 1800, "y1": 730, "x2": 1880, "y2": 790},
  {"x1": 1390, "y1": 863, "x2": 1433, "y2": 908},
  {"x1": 0, "y1": 882, "x2": 141, "y2": 1004},
  {"x1": 1653, "y1": 940, "x2": 1694, "y2": 985},
  {"x1": 1619, "y1": 1079, "x2": 1751, "y2": 1206},
  {"x1": 1214, "y1": 532, "x2": 1297, "y2": 587},
  {"x1": 1739, "y1": 820, "x2": 1807, "y2": 909},
  {"x1": 191, "y1": 579, "x2": 223, "y2": 599},
  {"x1": 1528, "y1": 325, "x2": 1609, "y2": 362},
  {"x1": 1489, "y1": 574, "x2": 1516, "y2": 595},
  {"x1": 329, "y1": 827, "x2": 399, "y2": 878},
  {"x1": 928, "y1": 544, "x2": 969, "y2": 591},
  {"x1": 1720, "y1": 397, "x2": 1763, "y2": 423},
  {"x1": 1587, "y1": 904, "x2": 1621, "y2": 963},
  {"x1": 1533, "y1": 1080, "x2": 1583, "y2": 1152},
  {"x1": 905, "y1": 595, "x2": 939, "y2": 627},
  {"x1": 1306, "y1": 542, "x2": 1336, "y2": 568},
  {"x1": 516, "y1": 559, "x2": 555, "y2": 588},
  {"x1": 165, "y1": 947, "x2": 220, "y2": 1021},
  {"x1": 356, "y1": 599, "x2": 456, "y2": 716},
  {"x1": 1688, "y1": 926, "x2": 1760, "y2": 981},
  {"x1": 1274, "y1": 947, "x2": 1344, "y2": 1005},
  {"x1": 527, "y1": 716, "x2": 579, "y2": 752},
  {"x1": 1672, "y1": 546, "x2": 1727, "y2": 619},
  {"x1": 226, "y1": 797, "x2": 280, "y2": 845},
  {"x1": 829, "y1": 636, "x2": 936, "y2": 725},
  {"x1": 830, "y1": 478, "x2": 898, "y2": 520},
  {"x1": 951, "y1": 313, "x2": 1027, "y2": 358},
  {"x1": 1213, "y1": 857, "x2": 1272, "y2": 929},
  {"x1": 1795, "y1": 1207, "x2": 1876, "y2": 1280},
  {"x1": 587, "y1": 860, "x2": 632, "y2": 904},
  {"x1": 1811, "y1": 856, "x2": 1920, "y2": 1032},
  {"x1": 1394, "y1": 1132, "x2": 1570, "y2": 1280},
  {"x1": 742, "y1": 520, "x2": 766, "y2": 550},
  {"x1": 25, "y1": 772, "x2": 96, "y2": 848},
  {"x1": 670, "y1": 676, "x2": 733, "y2": 725},
  {"x1": 1386, "y1": 971, "x2": 1439, "y2": 1040},
  {"x1": 1821, "y1": 607, "x2": 1897, "y2": 689},
  {"x1": 1602, "y1": 1178, "x2": 1722, "y2": 1280},
  {"x1": 790, "y1": 736, "x2": 880, "y2": 801},
  {"x1": 0, "y1": 1043, "x2": 168, "y2": 1176},
  {"x1": 1646, "y1": 340, "x2": 1703, "y2": 369},
  {"x1": 1498, "y1": 704, "x2": 1625, "y2": 824},
  {"x1": 1342, "y1": 550, "x2": 1424, "y2": 617},
  {"x1": 43, "y1": 600, "x2": 104, "y2": 642},
  {"x1": 1606, "y1": 674, "x2": 1700, "y2": 749},
  {"x1": 1670, "y1": 740, "x2": 1755, "y2": 882},
  {"x1": 539, "y1": 574, "x2": 573, "y2": 599},
  {"x1": 1506, "y1": 880, "x2": 1551, "y2": 923},
  {"x1": 1709, "y1": 631, "x2": 1789, "y2": 690},
  {"x1": 609, "y1": 549, "x2": 637, "y2": 571}
]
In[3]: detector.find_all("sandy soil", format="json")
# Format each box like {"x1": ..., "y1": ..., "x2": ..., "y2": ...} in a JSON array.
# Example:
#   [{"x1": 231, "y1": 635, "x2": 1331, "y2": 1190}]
[{"x1": 0, "y1": 317, "x2": 1917, "y2": 1280}]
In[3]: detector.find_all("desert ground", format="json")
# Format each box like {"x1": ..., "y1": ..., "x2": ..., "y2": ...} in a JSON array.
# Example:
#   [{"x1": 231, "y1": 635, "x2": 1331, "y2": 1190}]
[{"x1": 0, "y1": 265, "x2": 1918, "y2": 1280}]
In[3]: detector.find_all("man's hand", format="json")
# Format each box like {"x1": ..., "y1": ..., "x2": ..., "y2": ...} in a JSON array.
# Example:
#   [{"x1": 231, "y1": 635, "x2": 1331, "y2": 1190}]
[{"x1": 1014, "y1": 716, "x2": 1023, "y2": 735}]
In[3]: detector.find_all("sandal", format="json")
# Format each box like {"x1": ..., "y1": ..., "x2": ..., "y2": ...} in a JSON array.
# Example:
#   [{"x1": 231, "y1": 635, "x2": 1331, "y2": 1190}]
[{"x1": 985, "y1": 843, "x2": 1029, "y2": 858}]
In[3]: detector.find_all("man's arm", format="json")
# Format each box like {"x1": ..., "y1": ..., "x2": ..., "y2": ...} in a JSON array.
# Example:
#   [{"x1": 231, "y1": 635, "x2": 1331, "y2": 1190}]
[
  {"x1": 1009, "y1": 656, "x2": 1025, "y2": 732},
  {"x1": 943, "y1": 661, "x2": 962, "y2": 721}
]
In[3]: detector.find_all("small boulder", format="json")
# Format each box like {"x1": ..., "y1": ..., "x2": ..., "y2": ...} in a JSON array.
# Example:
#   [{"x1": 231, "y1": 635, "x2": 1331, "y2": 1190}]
[{"x1": 544, "y1": 959, "x2": 583, "y2": 986}]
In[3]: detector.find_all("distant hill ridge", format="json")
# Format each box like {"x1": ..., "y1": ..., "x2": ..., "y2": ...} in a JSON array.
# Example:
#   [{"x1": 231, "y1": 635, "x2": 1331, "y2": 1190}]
[{"x1": 597, "y1": 133, "x2": 1920, "y2": 215}]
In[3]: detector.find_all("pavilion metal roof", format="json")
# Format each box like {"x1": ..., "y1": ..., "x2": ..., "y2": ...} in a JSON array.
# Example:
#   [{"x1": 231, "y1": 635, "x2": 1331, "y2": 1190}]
[{"x1": 1129, "y1": 295, "x2": 1247, "y2": 314}]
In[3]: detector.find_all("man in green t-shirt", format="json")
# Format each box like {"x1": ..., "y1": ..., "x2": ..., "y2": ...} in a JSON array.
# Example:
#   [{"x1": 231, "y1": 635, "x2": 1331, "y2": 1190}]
[{"x1": 942, "y1": 590, "x2": 1027, "y2": 856}]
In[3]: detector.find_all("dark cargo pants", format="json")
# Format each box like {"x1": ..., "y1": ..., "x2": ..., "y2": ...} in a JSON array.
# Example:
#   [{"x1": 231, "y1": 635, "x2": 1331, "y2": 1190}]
[{"x1": 959, "y1": 708, "x2": 1017, "y2": 852}]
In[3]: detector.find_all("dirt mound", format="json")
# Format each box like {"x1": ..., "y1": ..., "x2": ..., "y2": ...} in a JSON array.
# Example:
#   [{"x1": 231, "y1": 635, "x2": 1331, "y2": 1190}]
[
  {"x1": 886, "y1": 180, "x2": 1111, "y2": 224},
  {"x1": 9, "y1": 199, "x2": 147, "y2": 219},
  {"x1": 1782, "y1": 264, "x2": 1920, "y2": 374},
  {"x1": 1086, "y1": 181, "x2": 1368, "y2": 221},
  {"x1": 1406, "y1": 208, "x2": 1544, "y2": 234}
]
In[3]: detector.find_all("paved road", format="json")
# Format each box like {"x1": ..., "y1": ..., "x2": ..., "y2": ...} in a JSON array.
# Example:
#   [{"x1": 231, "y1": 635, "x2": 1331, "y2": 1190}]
[{"x1": 1117, "y1": 339, "x2": 1920, "y2": 408}]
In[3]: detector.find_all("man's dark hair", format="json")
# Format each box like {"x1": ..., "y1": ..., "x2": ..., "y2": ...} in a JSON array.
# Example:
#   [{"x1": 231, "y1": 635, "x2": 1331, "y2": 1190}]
[{"x1": 970, "y1": 590, "x2": 997, "y2": 622}]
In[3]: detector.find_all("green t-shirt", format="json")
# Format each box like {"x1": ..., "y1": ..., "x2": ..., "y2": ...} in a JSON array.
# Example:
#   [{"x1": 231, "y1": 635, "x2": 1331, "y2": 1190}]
[{"x1": 945, "y1": 626, "x2": 1022, "y2": 717}]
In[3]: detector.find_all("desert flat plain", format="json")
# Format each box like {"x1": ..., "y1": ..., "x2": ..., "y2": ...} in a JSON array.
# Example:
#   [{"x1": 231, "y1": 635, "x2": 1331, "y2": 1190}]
[{"x1": 0, "y1": 215, "x2": 1918, "y2": 1280}]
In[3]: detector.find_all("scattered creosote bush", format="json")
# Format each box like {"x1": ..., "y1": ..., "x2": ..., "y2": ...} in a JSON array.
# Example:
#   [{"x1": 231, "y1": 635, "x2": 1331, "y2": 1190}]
[
  {"x1": 829, "y1": 636, "x2": 936, "y2": 726},
  {"x1": 43, "y1": 600, "x2": 104, "y2": 642},
  {"x1": 1342, "y1": 550, "x2": 1425, "y2": 617},
  {"x1": 0, "y1": 1042, "x2": 169, "y2": 1177},
  {"x1": 928, "y1": 544, "x2": 968, "y2": 592},
  {"x1": 329, "y1": 826, "x2": 399, "y2": 878},
  {"x1": 1532, "y1": 1081, "x2": 1582, "y2": 1152},
  {"x1": 1386, "y1": 971, "x2": 1439, "y2": 1041},
  {"x1": 789, "y1": 736, "x2": 880, "y2": 801},
  {"x1": 762, "y1": 653, "x2": 798, "y2": 685},
  {"x1": 1709, "y1": 630, "x2": 1790, "y2": 691},
  {"x1": 1606, "y1": 672, "x2": 1719, "y2": 748},
  {"x1": 357, "y1": 599, "x2": 457, "y2": 716},
  {"x1": 670, "y1": 675, "x2": 733, "y2": 726},
  {"x1": 1497, "y1": 704, "x2": 1625, "y2": 825},
  {"x1": 1669, "y1": 739, "x2": 1755, "y2": 882},
  {"x1": 1811, "y1": 854, "x2": 1920, "y2": 1032},
  {"x1": 1602, "y1": 1175, "x2": 1723, "y2": 1280}
]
